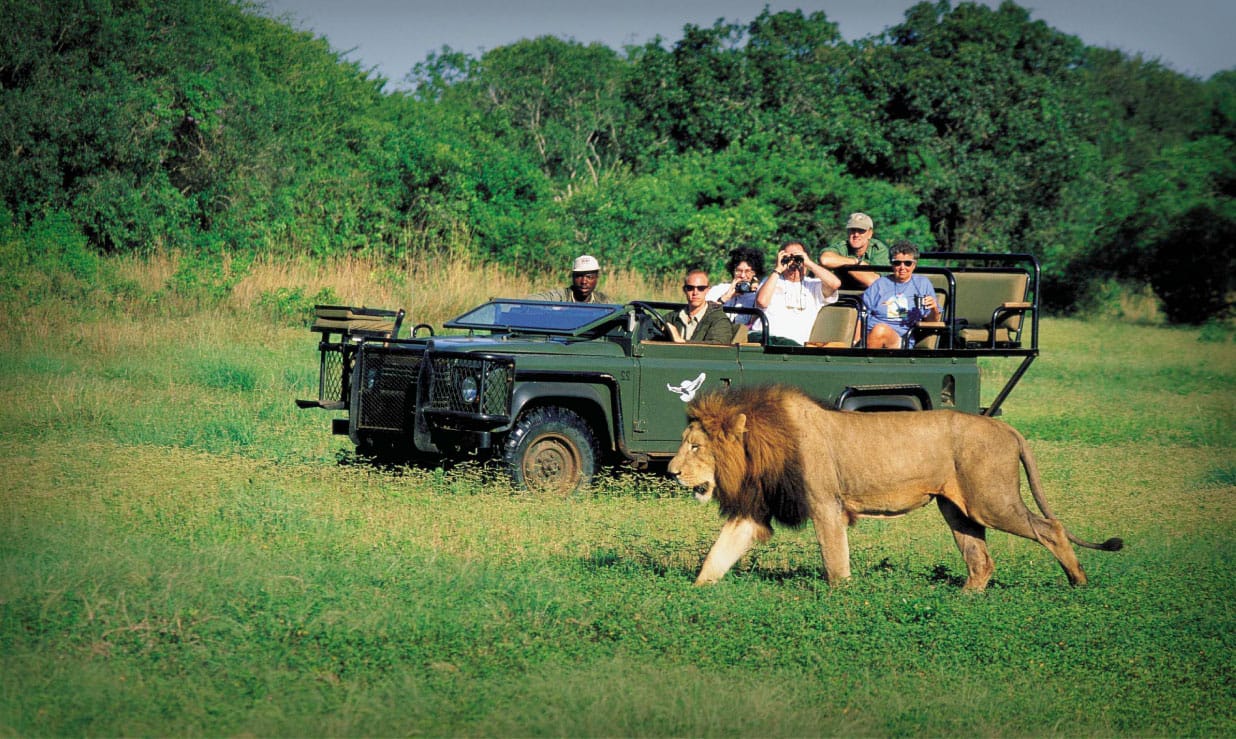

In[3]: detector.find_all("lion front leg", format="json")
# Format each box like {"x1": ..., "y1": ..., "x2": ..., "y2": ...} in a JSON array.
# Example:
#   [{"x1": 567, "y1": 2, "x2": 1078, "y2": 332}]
[
  {"x1": 695, "y1": 516, "x2": 771, "y2": 585},
  {"x1": 811, "y1": 506, "x2": 852, "y2": 584}
]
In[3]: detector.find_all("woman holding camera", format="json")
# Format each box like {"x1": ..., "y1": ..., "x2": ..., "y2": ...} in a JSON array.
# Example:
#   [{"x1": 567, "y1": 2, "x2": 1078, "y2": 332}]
[
  {"x1": 705, "y1": 246, "x2": 766, "y2": 329},
  {"x1": 754, "y1": 241, "x2": 842, "y2": 345},
  {"x1": 862, "y1": 241, "x2": 940, "y2": 349}
]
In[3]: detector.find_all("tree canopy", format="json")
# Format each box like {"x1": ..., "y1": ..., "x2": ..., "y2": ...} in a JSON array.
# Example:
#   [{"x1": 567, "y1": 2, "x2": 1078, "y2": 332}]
[{"x1": 1, "y1": 0, "x2": 1231, "y2": 320}]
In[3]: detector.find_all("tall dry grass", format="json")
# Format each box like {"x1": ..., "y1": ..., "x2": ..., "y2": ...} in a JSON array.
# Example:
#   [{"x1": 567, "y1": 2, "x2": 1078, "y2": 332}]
[{"x1": 230, "y1": 253, "x2": 682, "y2": 326}]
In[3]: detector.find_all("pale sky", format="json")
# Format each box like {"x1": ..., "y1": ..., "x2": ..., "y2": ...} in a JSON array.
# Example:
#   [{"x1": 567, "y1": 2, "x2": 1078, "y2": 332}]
[{"x1": 260, "y1": 0, "x2": 1234, "y2": 90}]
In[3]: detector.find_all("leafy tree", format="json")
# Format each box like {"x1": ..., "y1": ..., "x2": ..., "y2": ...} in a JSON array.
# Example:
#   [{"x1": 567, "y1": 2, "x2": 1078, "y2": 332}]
[
  {"x1": 742, "y1": 10, "x2": 890, "y2": 166},
  {"x1": 426, "y1": 37, "x2": 627, "y2": 187},
  {"x1": 623, "y1": 20, "x2": 754, "y2": 156},
  {"x1": 1147, "y1": 205, "x2": 1236, "y2": 323},
  {"x1": 854, "y1": 1, "x2": 1088, "y2": 255},
  {"x1": 1, "y1": 0, "x2": 1229, "y2": 322}
]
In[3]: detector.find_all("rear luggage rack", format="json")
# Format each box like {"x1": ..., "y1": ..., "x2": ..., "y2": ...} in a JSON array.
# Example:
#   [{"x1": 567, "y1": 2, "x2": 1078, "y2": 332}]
[{"x1": 296, "y1": 304, "x2": 405, "y2": 410}]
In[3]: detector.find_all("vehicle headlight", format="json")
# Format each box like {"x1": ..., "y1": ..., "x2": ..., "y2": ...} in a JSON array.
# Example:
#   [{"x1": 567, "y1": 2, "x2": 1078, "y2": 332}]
[{"x1": 460, "y1": 375, "x2": 479, "y2": 405}]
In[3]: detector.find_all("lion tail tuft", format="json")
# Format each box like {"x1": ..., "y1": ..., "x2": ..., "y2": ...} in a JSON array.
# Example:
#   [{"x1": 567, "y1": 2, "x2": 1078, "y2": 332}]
[
  {"x1": 1067, "y1": 532, "x2": 1124, "y2": 551},
  {"x1": 1018, "y1": 428, "x2": 1125, "y2": 554}
]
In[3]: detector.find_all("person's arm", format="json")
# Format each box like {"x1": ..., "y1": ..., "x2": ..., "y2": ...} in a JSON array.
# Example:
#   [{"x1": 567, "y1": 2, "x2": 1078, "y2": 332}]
[
  {"x1": 527, "y1": 288, "x2": 561, "y2": 301},
  {"x1": 699, "y1": 308, "x2": 737, "y2": 343},
  {"x1": 802, "y1": 254, "x2": 842, "y2": 295},
  {"x1": 705, "y1": 283, "x2": 732, "y2": 305},
  {"x1": 663, "y1": 314, "x2": 685, "y2": 342},
  {"x1": 821, "y1": 248, "x2": 879, "y2": 287},
  {"x1": 756, "y1": 250, "x2": 789, "y2": 309},
  {"x1": 817, "y1": 246, "x2": 853, "y2": 269}
]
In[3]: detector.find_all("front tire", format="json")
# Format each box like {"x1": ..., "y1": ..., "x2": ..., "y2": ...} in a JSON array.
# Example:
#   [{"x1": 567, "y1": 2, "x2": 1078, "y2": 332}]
[{"x1": 502, "y1": 407, "x2": 598, "y2": 494}]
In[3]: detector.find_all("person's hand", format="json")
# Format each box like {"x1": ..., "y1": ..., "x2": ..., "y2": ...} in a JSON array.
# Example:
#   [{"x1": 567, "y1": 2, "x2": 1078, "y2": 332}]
[
  {"x1": 774, "y1": 249, "x2": 790, "y2": 275},
  {"x1": 921, "y1": 295, "x2": 938, "y2": 312}
]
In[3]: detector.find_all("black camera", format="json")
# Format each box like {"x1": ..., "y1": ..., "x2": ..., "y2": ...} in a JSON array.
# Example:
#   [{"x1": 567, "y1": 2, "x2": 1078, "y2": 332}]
[
  {"x1": 780, "y1": 254, "x2": 804, "y2": 266},
  {"x1": 734, "y1": 280, "x2": 757, "y2": 294}
]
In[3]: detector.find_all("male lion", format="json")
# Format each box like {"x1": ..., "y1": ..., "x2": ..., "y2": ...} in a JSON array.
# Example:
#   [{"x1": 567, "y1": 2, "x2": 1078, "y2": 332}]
[{"x1": 668, "y1": 385, "x2": 1122, "y2": 589}]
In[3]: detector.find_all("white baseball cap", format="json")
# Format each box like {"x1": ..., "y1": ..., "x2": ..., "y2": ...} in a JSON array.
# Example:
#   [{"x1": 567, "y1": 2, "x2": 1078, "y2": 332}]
[{"x1": 572, "y1": 255, "x2": 600, "y2": 272}]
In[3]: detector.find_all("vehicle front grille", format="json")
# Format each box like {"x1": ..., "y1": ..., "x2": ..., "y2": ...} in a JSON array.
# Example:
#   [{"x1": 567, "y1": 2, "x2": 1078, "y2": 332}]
[
  {"x1": 356, "y1": 348, "x2": 423, "y2": 432},
  {"x1": 426, "y1": 353, "x2": 515, "y2": 419}
]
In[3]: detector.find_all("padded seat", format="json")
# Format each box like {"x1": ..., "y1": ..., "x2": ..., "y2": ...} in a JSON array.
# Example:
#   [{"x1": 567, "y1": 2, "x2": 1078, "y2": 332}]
[
  {"x1": 806, "y1": 303, "x2": 858, "y2": 347},
  {"x1": 951, "y1": 272, "x2": 1030, "y2": 347},
  {"x1": 311, "y1": 304, "x2": 404, "y2": 339},
  {"x1": 297, "y1": 305, "x2": 406, "y2": 411}
]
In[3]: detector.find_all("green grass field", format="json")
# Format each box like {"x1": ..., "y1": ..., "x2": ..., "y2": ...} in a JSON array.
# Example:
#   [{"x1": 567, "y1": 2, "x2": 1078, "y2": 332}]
[{"x1": 2, "y1": 302, "x2": 1233, "y2": 736}]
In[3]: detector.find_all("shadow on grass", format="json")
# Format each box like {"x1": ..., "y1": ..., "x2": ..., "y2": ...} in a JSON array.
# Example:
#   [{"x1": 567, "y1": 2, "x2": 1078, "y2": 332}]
[{"x1": 581, "y1": 549, "x2": 981, "y2": 589}]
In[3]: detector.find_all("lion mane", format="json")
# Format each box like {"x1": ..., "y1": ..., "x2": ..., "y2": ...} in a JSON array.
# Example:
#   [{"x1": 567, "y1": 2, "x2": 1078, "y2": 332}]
[
  {"x1": 688, "y1": 386, "x2": 815, "y2": 528},
  {"x1": 670, "y1": 384, "x2": 1122, "y2": 588}
]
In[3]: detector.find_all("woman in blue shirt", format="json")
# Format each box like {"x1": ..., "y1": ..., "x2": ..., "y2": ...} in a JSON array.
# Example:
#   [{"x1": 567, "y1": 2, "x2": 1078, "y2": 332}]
[{"x1": 861, "y1": 242, "x2": 940, "y2": 349}]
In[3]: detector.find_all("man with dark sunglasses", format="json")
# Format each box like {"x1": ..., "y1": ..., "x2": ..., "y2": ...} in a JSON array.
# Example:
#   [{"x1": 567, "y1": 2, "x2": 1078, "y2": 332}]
[
  {"x1": 665, "y1": 269, "x2": 736, "y2": 343},
  {"x1": 861, "y1": 242, "x2": 940, "y2": 349}
]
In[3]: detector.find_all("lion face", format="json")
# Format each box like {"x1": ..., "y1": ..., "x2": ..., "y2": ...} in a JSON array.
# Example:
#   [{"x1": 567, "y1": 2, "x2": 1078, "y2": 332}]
[{"x1": 668, "y1": 422, "x2": 717, "y2": 502}]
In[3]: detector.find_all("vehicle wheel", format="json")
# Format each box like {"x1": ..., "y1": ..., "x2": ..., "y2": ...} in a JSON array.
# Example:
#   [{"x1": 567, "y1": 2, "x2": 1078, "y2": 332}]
[{"x1": 502, "y1": 407, "x2": 598, "y2": 494}]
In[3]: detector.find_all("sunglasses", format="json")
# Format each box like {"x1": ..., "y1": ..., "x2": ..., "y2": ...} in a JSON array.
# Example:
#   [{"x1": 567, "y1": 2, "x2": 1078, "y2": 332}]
[
  {"x1": 890, "y1": 260, "x2": 916, "y2": 267},
  {"x1": 683, "y1": 284, "x2": 709, "y2": 292}
]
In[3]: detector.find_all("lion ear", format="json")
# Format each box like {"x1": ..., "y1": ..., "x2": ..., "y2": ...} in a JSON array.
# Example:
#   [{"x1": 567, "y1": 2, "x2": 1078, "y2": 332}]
[{"x1": 730, "y1": 413, "x2": 747, "y2": 436}]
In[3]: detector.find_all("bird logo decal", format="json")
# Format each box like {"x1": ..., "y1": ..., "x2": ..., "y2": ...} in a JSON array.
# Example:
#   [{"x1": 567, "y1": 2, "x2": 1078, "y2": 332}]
[{"x1": 666, "y1": 373, "x2": 706, "y2": 402}]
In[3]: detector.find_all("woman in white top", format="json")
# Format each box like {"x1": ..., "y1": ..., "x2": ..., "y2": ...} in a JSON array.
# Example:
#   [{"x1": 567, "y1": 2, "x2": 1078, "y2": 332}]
[
  {"x1": 704, "y1": 246, "x2": 766, "y2": 330},
  {"x1": 754, "y1": 241, "x2": 842, "y2": 345}
]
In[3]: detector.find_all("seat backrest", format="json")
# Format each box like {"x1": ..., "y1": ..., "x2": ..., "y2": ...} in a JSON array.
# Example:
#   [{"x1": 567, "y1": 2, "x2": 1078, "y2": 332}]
[
  {"x1": 808, "y1": 304, "x2": 858, "y2": 346},
  {"x1": 311, "y1": 304, "x2": 404, "y2": 339},
  {"x1": 730, "y1": 323, "x2": 749, "y2": 344},
  {"x1": 952, "y1": 272, "x2": 1029, "y2": 330}
]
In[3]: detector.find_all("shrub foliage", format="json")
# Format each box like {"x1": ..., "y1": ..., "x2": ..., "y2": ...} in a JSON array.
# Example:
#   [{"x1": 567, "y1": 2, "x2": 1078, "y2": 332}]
[{"x1": 0, "y1": 0, "x2": 1231, "y2": 320}]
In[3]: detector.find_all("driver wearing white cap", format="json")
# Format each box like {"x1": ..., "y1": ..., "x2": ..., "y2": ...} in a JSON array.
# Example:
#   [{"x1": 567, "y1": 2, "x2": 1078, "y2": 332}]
[{"x1": 528, "y1": 254, "x2": 612, "y2": 303}]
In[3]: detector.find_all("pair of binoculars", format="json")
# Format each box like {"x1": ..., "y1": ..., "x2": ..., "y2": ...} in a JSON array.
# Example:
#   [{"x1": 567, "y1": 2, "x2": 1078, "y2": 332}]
[
  {"x1": 734, "y1": 280, "x2": 757, "y2": 294},
  {"x1": 780, "y1": 254, "x2": 804, "y2": 266}
]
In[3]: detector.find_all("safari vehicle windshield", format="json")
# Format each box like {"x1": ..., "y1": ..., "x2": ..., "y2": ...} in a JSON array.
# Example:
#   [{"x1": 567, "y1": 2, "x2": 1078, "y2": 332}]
[{"x1": 444, "y1": 299, "x2": 623, "y2": 334}]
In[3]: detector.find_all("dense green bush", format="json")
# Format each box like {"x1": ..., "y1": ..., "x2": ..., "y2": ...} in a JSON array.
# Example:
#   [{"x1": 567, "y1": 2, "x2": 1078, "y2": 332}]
[
  {"x1": 0, "y1": 0, "x2": 1230, "y2": 320},
  {"x1": 1148, "y1": 206, "x2": 1236, "y2": 324}
]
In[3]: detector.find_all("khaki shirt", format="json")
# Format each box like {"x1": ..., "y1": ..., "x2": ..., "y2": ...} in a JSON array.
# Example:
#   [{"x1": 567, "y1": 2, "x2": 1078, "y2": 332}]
[{"x1": 527, "y1": 286, "x2": 613, "y2": 303}]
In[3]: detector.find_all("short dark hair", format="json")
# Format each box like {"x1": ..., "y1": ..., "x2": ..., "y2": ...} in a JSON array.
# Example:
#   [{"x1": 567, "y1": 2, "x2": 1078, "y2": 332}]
[
  {"x1": 725, "y1": 246, "x2": 765, "y2": 277},
  {"x1": 890, "y1": 241, "x2": 920, "y2": 261}
]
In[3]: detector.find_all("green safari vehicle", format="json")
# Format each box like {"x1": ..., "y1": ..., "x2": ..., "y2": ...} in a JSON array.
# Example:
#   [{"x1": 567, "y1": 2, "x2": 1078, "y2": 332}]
[{"x1": 297, "y1": 253, "x2": 1041, "y2": 493}]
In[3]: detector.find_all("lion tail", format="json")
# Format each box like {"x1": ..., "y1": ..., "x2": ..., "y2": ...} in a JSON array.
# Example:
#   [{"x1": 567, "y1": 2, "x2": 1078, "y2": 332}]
[{"x1": 1017, "y1": 430, "x2": 1125, "y2": 552}]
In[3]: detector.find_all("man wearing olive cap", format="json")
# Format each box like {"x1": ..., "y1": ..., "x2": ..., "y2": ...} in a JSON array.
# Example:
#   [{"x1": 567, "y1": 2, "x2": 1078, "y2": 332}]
[
  {"x1": 528, "y1": 254, "x2": 612, "y2": 303},
  {"x1": 819, "y1": 212, "x2": 890, "y2": 288}
]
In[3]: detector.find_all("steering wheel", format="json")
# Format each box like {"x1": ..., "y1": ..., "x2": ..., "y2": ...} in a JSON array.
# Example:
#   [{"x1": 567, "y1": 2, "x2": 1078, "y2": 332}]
[{"x1": 628, "y1": 302, "x2": 673, "y2": 340}]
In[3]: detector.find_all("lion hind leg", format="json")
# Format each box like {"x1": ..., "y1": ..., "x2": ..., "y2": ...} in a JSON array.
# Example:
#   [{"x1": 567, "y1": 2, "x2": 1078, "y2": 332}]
[
  {"x1": 937, "y1": 497, "x2": 994, "y2": 591},
  {"x1": 1031, "y1": 517, "x2": 1088, "y2": 586},
  {"x1": 973, "y1": 500, "x2": 1089, "y2": 587},
  {"x1": 695, "y1": 516, "x2": 771, "y2": 585}
]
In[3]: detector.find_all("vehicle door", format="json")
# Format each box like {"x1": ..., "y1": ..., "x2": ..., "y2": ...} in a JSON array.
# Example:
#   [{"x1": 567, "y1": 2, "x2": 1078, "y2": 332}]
[{"x1": 632, "y1": 337, "x2": 741, "y2": 447}]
